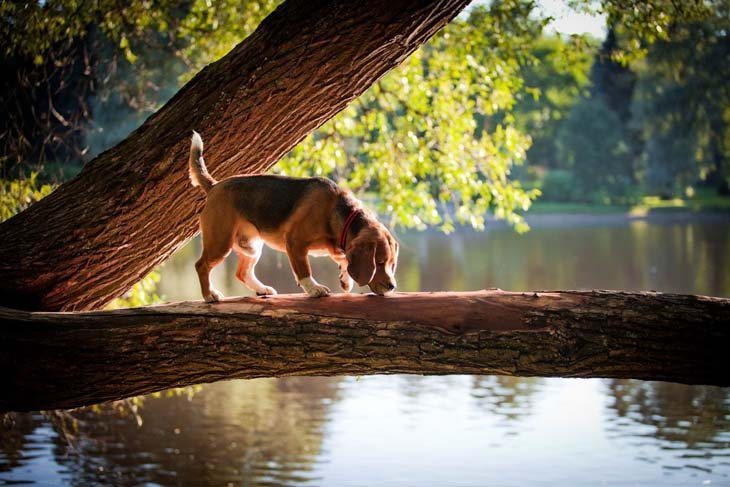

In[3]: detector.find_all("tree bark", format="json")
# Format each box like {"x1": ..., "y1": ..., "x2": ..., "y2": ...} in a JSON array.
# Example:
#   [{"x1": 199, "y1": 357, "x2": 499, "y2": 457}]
[
  {"x1": 1, "y1": 290, "x2": 727, "y2": 412},
  {"x1": 0, "y1": 0, "x2": 470, "y2": 312}
]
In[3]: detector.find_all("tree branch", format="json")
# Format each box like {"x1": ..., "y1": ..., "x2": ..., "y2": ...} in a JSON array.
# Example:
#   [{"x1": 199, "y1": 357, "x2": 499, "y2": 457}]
[{"x1": 1, "y1": 289, "x2": 727, "y2": 412}]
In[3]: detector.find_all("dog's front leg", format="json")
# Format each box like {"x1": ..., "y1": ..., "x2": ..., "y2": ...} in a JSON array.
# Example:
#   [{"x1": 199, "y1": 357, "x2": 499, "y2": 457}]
[
  {"x1": 331, "y1": 255, "x2": 354, "y2": 293},
  {"x1": 286, "y1": 239, "x2": 330, "y2": 297}
]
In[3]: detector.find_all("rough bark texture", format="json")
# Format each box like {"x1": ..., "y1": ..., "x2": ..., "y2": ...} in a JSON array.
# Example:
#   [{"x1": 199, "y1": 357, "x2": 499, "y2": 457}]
[
  {"x1": 0, "y1": 0, "x2": 470, "y2": 312},
  {"x1": 1, "y1": 290, "x2": 727, "y2": 412}
]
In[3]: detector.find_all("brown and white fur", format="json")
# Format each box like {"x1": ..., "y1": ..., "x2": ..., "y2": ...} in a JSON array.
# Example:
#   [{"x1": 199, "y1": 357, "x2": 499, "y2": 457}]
[{"x1": 188, "y1": 131, "x2": 399, "y2": 301}]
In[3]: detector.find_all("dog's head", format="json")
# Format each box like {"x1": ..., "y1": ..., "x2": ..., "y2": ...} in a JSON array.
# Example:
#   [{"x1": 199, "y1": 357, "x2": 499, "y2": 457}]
[{"x1": 346, "y1": 224, "x2": 399, "y2": 295}]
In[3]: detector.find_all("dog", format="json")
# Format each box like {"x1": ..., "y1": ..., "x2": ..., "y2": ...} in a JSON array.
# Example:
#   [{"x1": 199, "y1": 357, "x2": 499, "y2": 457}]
[{"x1": 188, "y1": 131, "x2": 399, "y2": 301}]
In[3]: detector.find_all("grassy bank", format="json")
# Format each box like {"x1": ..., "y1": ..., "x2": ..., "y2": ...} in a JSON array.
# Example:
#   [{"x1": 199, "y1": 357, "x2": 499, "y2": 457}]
[{"x1": 528, "y1": 191, "x2": 730, "y2": 215}]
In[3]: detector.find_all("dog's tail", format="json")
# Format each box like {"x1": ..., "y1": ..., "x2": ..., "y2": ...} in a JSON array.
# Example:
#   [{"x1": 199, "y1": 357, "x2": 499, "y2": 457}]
[{"x1": 188, "y1": 131, "x2": 216, "y2": 193}]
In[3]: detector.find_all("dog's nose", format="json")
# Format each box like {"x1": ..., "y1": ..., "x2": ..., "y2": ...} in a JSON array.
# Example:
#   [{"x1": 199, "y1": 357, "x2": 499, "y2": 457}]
[{"x1": 386, "y1": 282, "x2": 395, "y2": 291}]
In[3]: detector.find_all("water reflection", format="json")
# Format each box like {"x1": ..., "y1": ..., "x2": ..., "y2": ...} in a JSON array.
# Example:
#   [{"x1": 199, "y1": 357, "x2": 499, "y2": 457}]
[
  {"x1": 0, "y1": 413, "x2": 35, "y2": 473},
  {"x1": 2, "y1": 378, "x2": 340, "y2": 485},
  {"x1": 605, "y1": 380, "x2": 730, "y2": 471},
  {"x1": 470, "y1": 376, "x2": 542, "y2": 425},
  {"x1": 2, "y1": 215, "x2": 730, "y2": 485}
]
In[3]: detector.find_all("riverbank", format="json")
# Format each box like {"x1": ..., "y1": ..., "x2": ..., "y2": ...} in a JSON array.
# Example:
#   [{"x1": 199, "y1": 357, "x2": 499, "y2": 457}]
[
  {"x1": 529, "y1": 192, "x2": 730, "y2": 215},
  {"x1": 515, "y1": 193, "x2": 730, "y2": 228},
  {"x1": 520, "y1": 210, "x2": 730, "y2": 228}
]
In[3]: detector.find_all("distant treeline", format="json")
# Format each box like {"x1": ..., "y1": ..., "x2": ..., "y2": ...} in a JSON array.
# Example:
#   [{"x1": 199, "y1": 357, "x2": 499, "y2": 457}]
[{"x1": 516, "y1": 19, "x2": 729, "y2": 203}]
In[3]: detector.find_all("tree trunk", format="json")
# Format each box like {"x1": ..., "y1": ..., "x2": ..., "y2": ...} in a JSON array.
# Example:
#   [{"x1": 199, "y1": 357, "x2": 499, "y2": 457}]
[
  {"x1": 0, "y1": 0, "x2": 470, "y2": 312},
  {"x1": 1, "y1": 290, "x2": 727, "y2": 412}
]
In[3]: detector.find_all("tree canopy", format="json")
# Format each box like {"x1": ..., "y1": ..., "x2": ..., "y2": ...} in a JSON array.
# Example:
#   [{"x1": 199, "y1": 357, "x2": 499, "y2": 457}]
[{"x1": 2, "y1": 0, "x2": 728, "y2": 229}]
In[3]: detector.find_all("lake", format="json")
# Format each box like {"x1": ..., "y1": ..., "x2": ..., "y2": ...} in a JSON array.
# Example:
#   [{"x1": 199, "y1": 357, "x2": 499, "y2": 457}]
[{"x1": 2, "y1": 213, "x2": 729, "y2": 486}]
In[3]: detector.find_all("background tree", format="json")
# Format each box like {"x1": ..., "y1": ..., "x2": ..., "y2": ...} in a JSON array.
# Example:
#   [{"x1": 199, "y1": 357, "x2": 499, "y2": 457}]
[
  {"x1": 0, "y1": 0, "x2": 277, "y2": 179},
  {"x1": 555, "y1": 27, "x2": 636, "y2": 203},
  {"x1": 632, "y1": 12, "x2": 730, "y2": 197},
  {"x1": 513, "y1": 35, "x2": 594, "y2": 170},
  {"x1": 556, "y1": 95, "x2": 634, "y2": 202}
]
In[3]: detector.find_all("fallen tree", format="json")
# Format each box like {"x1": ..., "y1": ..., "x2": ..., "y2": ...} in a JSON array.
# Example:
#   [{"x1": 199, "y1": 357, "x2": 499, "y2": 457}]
[
  {"x1": 1, "y1": 289, "x2": 727, "y2": 412},
  {"x1": 0, "y1": 0, "x2": 470, "y2": 312}
]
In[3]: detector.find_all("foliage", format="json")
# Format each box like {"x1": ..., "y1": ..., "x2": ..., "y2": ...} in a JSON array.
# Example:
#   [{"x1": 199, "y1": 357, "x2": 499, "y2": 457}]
[
  {"x1": 590, "y1": 28, "x2": 637, "y2": 125},
  {"x1": 0, "y1": 0, "x2": 277, "y2": 176},
  {"x1": 176, "y1": 0, "x2": 279, "y2": 84},
  {"x1": 631, "y1": 12, "x2": 730, "y2": 197},
  {"x1": 513, "y1": 35, "x2": 595, "y2": 168},
  {"x1": 553, "y1": 27, "x2": 638, "y2": 203},
  {"x1": 2, "y1": 0, "x2": 729, "y2": 228},
  {"x1": 528, "y1": 0, "x2": 730, "y2": 203},
  {"x1": 557, "y1": 95, "x2": 635, "y2": 203},
  {"x1": 538, "y1": 169, "x2": 577, "y2": 202},
  {"x1": 1, "y1": 0, "x2": 549, "y2": 233},
  {"x1": 0, "y1": 173, "x2": 55, "y2": 222},
  {"x1": 597, "y1": 0, "x2": 720, "y2": 59},
  {"x1": 106, "y1": 271, "x2": 163, "y2": 309},
  {"x1": 276, "y1": 1, "x2": 547, "y2": 232}
]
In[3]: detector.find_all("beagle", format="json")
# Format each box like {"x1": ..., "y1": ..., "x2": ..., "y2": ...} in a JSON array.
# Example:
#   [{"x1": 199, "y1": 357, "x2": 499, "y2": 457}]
[{"x1": 188, "y1": 131, "x2": 399, "y2": 301}]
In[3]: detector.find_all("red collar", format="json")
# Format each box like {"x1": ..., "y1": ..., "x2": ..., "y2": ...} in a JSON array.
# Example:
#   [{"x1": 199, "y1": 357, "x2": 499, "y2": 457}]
[{"x1": 339, "y1": 209, "x2": 362, "y2": 250}]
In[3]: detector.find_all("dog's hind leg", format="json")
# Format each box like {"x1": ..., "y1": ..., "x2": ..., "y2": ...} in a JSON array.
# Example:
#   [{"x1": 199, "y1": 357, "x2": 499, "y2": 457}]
[
  {"x1": 196, "y1": 212, "x2": 235, "y2": 303},
  {"x1": 234, "y1": 238, "x2": 277, "y2": 296},
  {"x1": 195, "y1": 252, "x2": 228, "y2": 303}
]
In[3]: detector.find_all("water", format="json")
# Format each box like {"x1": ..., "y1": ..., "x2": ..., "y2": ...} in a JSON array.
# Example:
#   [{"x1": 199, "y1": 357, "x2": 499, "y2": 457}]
[{"x1": 2, "y1": 213, "x2": 729, "y2": 486}]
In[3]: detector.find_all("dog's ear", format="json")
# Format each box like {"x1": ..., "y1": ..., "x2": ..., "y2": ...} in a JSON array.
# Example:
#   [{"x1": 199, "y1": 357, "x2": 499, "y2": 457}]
[{"x1": 347, "y1": 240, "x2": 376, "y2": 287}]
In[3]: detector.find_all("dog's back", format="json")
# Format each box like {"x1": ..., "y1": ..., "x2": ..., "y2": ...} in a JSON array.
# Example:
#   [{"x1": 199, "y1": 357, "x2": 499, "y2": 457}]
[{"x1": 216, "y1": 175, "x2": 338, "y2": 232}]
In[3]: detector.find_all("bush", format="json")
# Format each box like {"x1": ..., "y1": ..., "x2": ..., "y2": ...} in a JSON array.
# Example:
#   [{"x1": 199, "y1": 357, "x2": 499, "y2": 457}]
[{"x1": 539, "y1": 169, "x2": 576, "y2": 202}]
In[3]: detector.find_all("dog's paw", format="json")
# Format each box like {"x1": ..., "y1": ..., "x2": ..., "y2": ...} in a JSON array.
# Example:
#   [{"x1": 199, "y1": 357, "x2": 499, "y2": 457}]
[
  {"x1": 256, "y1": 285, "x2": 278, "y2": 296},
  {"x1": 306, "y1": 284, "x2": 330, "y2": 297},
  {"x1": 339, "y1": 273, "x2": 354, "y2": 293},
  {"x1": 204, "y1": 288, "x2": 224, "y2": 303},
  {"x1": 299, "y1": 277, "x2": 330, "y2": 298}
]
